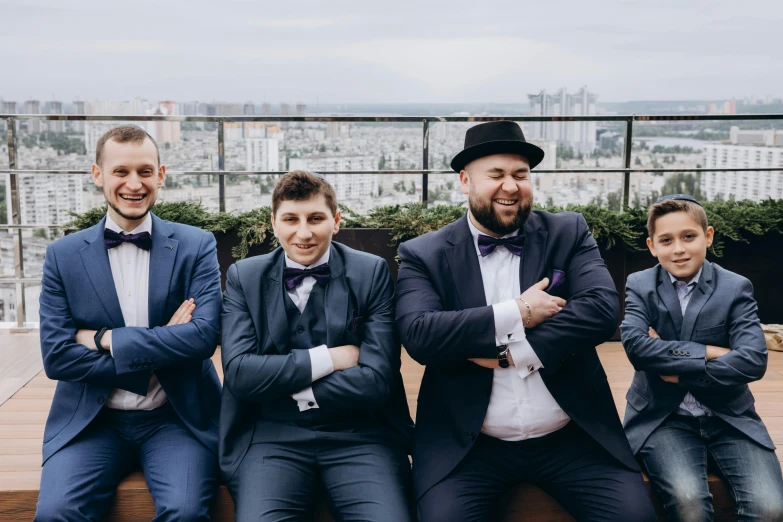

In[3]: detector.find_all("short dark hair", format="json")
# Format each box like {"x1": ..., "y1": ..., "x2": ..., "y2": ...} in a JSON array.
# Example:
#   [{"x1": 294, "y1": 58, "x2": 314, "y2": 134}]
[
  {"x1": 647, "y1": 199, "x2": 709, "y2": 238},
  {"x1": 272, "y1": 170, "x2": 338, "y2": 216},
  {"x1": 95, "y1": 125, "x2": 160, "y2": 167}
]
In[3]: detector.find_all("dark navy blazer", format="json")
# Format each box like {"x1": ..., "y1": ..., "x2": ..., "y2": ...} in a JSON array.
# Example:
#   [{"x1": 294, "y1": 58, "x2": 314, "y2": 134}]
[
  {"x1": 218, "y1": 242, "x2": 414, "y2": 481},
  {"x1": 38, "y1": 214, "x2": 222, "y2": 463},
  {"x1": 621, "y1": 261, "x2": 772, "y2": 454},
  {"x1": 395, "y1": 212, "x2": 637, "y2": 500}
]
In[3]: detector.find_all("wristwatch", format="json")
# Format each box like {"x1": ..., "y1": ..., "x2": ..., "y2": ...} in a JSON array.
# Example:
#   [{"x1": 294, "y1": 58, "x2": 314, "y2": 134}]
[
  {"x1": 497, "y1": 344, "x2": 510, "y2": 368},
  {"x1": 94, "y1": 327, "x2": 109, "y2": 354}
]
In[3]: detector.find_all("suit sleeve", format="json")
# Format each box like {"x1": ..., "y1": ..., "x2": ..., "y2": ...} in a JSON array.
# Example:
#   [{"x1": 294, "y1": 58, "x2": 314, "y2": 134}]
[
  {"x1": 309, "y1": 258, "x2": 398, "y2": 410},
  {"x1": 220, "y1": 263, "x2": 313, "y2": 401},
  {"x1": 620, "y1": 273, "x2": 707, "y2": 374},
  {"x1": 679, "y1": 278, "x2": 767, "y2": 389},
  {"x1": 110, "y1": 232, "x2": 222, "y2": 373},
  {"x1": 523, "y1": 214, "x2": 621, "y2": 374},
  {"x1": 39, "y1": 244, "x2": 149, "y2": 395},
  {"x1": 395, "y1": 240, "x2": 500, "y2": 366}
]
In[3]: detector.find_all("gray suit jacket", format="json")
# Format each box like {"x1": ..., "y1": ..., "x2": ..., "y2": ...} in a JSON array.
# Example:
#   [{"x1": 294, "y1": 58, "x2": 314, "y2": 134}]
[
  {"x1": 621, "y1": 260, "x2": 772, "y2": 454},
  {"x1": 218, "y1": 242, "x2": 413, "y2": 481}
]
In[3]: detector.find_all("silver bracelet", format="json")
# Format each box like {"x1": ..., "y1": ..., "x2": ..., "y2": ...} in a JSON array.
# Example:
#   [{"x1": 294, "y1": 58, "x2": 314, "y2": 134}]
[{"x1": 517, "y1": 298, "x2": 532, "y2": 327}]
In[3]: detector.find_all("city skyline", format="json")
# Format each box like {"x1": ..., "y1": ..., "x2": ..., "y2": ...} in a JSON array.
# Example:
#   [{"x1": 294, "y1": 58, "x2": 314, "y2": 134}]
[{"x1": 1, "y1": 0, "x2": 781, "y2": 103}]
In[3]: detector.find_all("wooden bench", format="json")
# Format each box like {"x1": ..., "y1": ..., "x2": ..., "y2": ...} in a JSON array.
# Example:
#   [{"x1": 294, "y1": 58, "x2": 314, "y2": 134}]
[{"x1": 2, "y1": 343, "x2": 782, "y2": 521}]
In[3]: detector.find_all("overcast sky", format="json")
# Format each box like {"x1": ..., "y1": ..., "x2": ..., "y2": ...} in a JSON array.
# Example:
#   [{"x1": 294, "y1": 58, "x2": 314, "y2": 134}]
[{"x1": 1, "y1": 0, "x2": 781, "y2": 104}]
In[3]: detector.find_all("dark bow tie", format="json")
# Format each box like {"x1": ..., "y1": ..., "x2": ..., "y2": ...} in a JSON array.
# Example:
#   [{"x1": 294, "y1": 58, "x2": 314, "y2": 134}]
[
  {"x1": 104, "y1": 229, "x2": 152, "y2": 251},
  {"x1": 477, "y1": 234, "x2": 525, "y2": 257},
  {"x1": 283, "y1": 263, "x2": 331, "y2": 291}
]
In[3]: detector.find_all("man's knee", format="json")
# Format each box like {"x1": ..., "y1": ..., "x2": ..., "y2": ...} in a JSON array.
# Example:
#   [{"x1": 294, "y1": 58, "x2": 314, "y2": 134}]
[
  {"x1": 154, "y1": 498, "x2": 211, "y2": 522},
  {"x1": 662, "y1": 483, "x2": 712, "y2": 522},
  {"x1": 35, "y1": 495, "x2": 84, "y2": 522},
  {"x1": 741, "y1": 487, "x2": 783, "y2": 522}
]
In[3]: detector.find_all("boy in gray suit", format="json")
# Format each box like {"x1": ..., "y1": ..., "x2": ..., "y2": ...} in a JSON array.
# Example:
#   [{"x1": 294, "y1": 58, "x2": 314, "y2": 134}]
[{"x1": 621, "y1": 194, "x2": 783, "y2": 522}]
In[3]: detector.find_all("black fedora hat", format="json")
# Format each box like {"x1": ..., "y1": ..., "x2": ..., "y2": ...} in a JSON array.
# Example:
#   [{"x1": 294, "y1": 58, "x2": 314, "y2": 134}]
[{"x1": 451, "y1": 121, "x2": 545, "y2": 172}]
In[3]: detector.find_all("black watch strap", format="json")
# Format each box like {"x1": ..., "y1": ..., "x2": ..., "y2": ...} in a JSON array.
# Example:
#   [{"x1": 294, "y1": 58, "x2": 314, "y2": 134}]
[
  {"x1": 497, "y1": 344, "x2": 510, "y2": 369},
  {"x1": 94, "y1": 327, "x2": 109, "y2": 354}
]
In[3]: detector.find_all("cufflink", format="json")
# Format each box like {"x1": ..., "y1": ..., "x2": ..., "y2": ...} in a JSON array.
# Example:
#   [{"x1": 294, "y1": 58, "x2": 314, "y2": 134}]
[{"x1": 527, "y1": 364, "x2": 535, "y2": 372}]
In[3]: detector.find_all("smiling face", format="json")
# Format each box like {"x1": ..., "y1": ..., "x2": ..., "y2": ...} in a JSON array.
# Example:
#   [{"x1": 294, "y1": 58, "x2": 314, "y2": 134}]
[
  {"x1": 91, "y1": 137, "x2": 165, "y2": 232},
  {"x1": 647, "y1": 211, "x2": 714, "y2": 282},
  {"x1": 460, "y1": 153, "x2": 533, "y2": 237},
  {"x1": 271, "y1": 195, "x2": 341, "y2": 266}
]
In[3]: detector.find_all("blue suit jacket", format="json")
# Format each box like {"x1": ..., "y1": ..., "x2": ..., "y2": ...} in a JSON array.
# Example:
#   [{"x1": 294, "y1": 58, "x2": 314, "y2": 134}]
[
  {"x1": 395, "y1": 212, "x2": 637, "y2": 500},
  {"x1": 219, "y1": 242, "x2": 413, "y2": 481},
  {"x1": 38, "y1": 214, "x2": 222, "y2": 463},
  {"x1": 621, "y1": 261, "x2": 772, "y2": 454}
]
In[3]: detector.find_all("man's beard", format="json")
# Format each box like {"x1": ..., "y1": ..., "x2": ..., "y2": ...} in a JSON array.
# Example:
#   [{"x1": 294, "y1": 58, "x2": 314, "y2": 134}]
[
  {"x1": 107, "y1": 195, "x2": 154, "y2": 224},
  {"x1": 469, "y1": 190, "x2": 532, "y2": 236}
]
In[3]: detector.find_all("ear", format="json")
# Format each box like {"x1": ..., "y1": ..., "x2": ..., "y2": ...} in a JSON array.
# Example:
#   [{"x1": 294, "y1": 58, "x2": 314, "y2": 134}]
[
  {"x1": 332, "y1": 209, "x2": 341, "y2": 235},
  {"x1": 646, "y1": 237, "x2": 658, "y2": 258},
  {"x1": 704, "y1": 226, "x2": 714, "y2": 248},
  {"x1": 270, "y1": 212, "x2": 278, "y2": 239},
  {"x1": 459, "y1": 169, "x2": 470, "y2": 196},
  {"x1": 91, "y1": 163, "x2": 103, "y2": 188},
  {"x1": 157, "y1": 165, "x2": 166, "y2": 187}
]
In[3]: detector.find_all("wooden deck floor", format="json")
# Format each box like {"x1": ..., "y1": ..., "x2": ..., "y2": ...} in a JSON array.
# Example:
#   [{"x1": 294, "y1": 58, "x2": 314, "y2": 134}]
[{"x1": 2, "y1": 342, "x2": 782, "y2": 521}]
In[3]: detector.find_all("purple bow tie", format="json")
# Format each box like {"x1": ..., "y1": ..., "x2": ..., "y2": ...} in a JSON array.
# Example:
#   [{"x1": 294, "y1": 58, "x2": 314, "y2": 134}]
[
  {"x1": 283, "y1": 263, "x2": 331, "y2": 291},
  {"x1": 477, "y1": 234, "x2": 525, "y2": 257},
  {"x1": 104, "y1": 229, "x2": 152, "y2": 251}
]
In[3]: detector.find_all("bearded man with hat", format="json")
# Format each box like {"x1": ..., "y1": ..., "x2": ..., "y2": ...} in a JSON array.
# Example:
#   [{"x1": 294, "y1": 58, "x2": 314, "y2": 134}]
[{"x1": 395, "y1": 121, "x2": 657, "y2": 521}]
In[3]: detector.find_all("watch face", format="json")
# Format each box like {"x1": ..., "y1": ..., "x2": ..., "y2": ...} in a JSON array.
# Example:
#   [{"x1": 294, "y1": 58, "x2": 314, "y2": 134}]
[{"x1": 499, "y1": 359, "x2": 510, "y2": 369}]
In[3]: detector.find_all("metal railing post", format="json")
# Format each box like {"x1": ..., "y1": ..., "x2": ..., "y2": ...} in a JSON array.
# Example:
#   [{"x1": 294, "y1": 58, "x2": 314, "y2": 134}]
[
  {"x1": 622, "y1": 117, "x2": 634, "y2": 209},
  {"x1": 6, "y1": 118, "x2": 26, "y2": 328},
  {"x1": 218, "y1": 120, "x2": 226, "y2": 213},
  {"x1": 422, "y1": 120, "x2": 429, "y2": 207}
]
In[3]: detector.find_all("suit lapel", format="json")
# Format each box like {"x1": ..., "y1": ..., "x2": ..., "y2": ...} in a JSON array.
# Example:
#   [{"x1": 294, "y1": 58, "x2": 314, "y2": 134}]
[
  {"x1": 324, "y1": 244, "x2": 349, "y2": 349},
  {"x1": 262, "y1": 251, "x2": 290, "y2": 353},
  {"x1": 79, "y1": 218, "x2": 125, "y2": 326},
  {"x1": 148, "y1": 215, "x2": 178, "y2": 327},
  {"x1": 445, "y1": 215, "x2": 487, "y2": 309},
  {"x1": 656, "y1": 265, "x2": 684, "y2": 335},
  {"x1": 681, "y1": 262, "x2": 714, "y2": 340},
  {"x1": 520, "y1": 213, "x2": 548, "y2": 293}
]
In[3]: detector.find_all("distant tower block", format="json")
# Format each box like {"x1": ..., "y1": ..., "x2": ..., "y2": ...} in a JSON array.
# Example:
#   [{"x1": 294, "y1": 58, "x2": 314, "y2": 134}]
[
  {"x1": 261, "y1": 103, "x2": 271, "y2": 116},
  {"x1": 296, "y1": 103, "x2": 307, "y2": 128}
]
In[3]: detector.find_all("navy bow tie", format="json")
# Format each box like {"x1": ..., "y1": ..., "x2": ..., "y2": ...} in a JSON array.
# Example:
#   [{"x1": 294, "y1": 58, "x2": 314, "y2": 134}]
[
  {"x1": 104, "y1": 229, "x2": 152, "y2": 251},
  {"x1": 283, "y1": 263, "x2": 331, "y2": 291},
  {"x1": 477, "y1": 234, "x2": 525, "y2": 257}
]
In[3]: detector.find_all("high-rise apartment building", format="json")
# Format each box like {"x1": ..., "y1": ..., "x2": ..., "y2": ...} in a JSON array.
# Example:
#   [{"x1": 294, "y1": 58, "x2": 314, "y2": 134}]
[
  {"x1": 288, "y1": 155, "x2": 375, "y2": 201},
  {"x1": 1, "y1": 101, "x2": 17, "y2": 114},
  {"x1": 527, "y1": 86, "x2": 598, "y2": 154},
  {"x1": 71, "y1": 100, "x2": 86, "y2": 133},
  {"x1": 245, "y1": 138, "x2": 280, "y2": 171},
  {"x1": 45, "y1": 101, "x2": 64, "y2": 133},
  {"x1": 149, "y1": 101, "x2": 181, "y2": 144},
  {"x1": 701, "y1": 143, "x2": 783, "y2": 201},
  {"x1": 24, "y1": 100, "x2": 41, "y2": 133}
]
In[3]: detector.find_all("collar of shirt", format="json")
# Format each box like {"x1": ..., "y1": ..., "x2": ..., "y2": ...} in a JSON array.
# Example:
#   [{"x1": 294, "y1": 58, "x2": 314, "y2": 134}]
[
  {"x1": 466, "y1": 212, "x2": 520, "y2": 258},
  {"x1": 284, "y1": 248, "x2": 330, "y2": 270},
  {"x1": 668, "y1": 265, "x2": 703, "y2": 288},
  {"x1": 104, "y1": 212, "x2": 153, "y2": 236}
]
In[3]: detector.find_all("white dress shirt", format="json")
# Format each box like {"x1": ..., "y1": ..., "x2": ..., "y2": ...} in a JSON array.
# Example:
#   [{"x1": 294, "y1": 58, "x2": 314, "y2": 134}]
[
  {"x1": 104, "y1": 213, "x2": 167, "y2": 410},
  {"x1": 467, "y1": 214, "x2": 571, "y2": 441},
  {"x1": 286, "y1": 250, "x2": 336, "y2": 411}
]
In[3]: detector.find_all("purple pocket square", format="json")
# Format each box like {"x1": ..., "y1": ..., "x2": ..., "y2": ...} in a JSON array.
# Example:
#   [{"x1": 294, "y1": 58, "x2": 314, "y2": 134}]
[{"x1": 546, "y1": 269, "x2": 566, "y2": 292}]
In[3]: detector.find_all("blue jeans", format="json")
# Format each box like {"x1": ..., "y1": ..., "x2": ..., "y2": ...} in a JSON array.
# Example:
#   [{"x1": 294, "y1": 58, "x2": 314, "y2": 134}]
[
  {"x1": 35, "y1": 403, "x2": 218, "y2": 522},
  {"x1": 639, "y1": 413, "x2": 783, "y2": 522}
]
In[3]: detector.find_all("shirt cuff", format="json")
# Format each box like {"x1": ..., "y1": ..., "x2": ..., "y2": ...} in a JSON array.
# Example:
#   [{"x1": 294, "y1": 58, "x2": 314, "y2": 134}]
[
  {"x1": 309, "y1": 344, "x2": 333, "y2": 382},
  {"x1": 292, "y1": 387, "x2": 319, "y2": 411},
  {"x1": 508, "y1": 339, "x2": 544, "y2": 379},
  {"x1": 493, "y1": 300, "x2": 526, "y2": 345},
  {"x1": 109, "y1": 338, "x2": 114, "y2": 358}
]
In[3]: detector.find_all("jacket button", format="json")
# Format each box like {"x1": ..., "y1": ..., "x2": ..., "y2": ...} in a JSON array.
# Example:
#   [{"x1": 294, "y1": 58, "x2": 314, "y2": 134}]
[
  {"x1": 668, "y1": 350, "x2": 674, "y2": 355},
  {"x1": 308, "y1": 401, "x2": 315, "y2": 407},
  {"x1": 97, "y1": 396, "x2": 105, "y2": 405},
  {"x1": 297, "y1": 326, "x2": 305, "y2": 334},
  {"x1": 469, "y1": 432, "x2": 477, "y2": 441},
  {"x1": 686, "y1": 351, "x2": 691, "y2": 356}
]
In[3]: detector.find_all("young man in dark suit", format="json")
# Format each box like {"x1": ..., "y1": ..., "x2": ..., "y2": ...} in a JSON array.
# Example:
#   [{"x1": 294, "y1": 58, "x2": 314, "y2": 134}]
[
  {"x1": 220, "y1": 170, "x2": 413, "y2": 522},
  {"x1": 36, "y1": 125, "x2": 222, "y2": 521},
  {"x1": 395, "y1": 121, "x2": 656, "y2": 521},
  {"x1": 622, "y1": 194, "x2": 783, "y2": 521}
]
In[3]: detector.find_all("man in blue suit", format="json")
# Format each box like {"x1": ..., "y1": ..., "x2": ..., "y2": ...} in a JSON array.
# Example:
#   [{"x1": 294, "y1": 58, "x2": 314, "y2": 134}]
[
  {"x1": 36, "y1": 125, "x2": 222, "y2": 521},
  {"x1": 395, "y1": 121, "x2": 656, "y2": 521},
  {"x1": 621, "y1": 194, "x2": 783, "y2": 521},
  {"x1": 219, "y1": 170, "x2": 413, "y2": 521}
]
